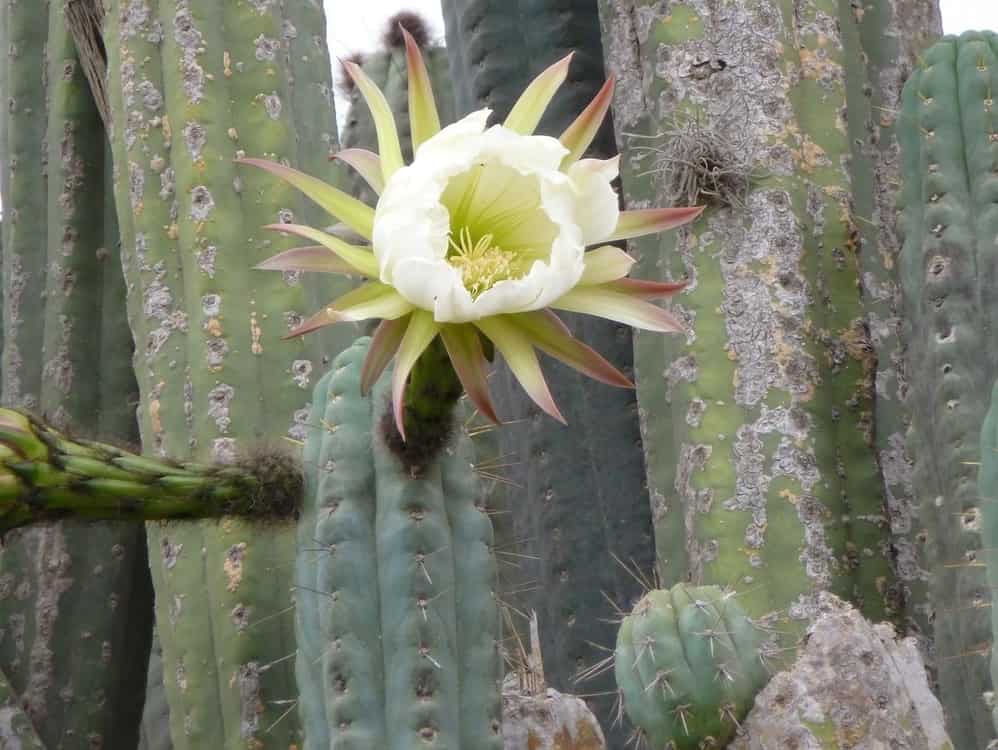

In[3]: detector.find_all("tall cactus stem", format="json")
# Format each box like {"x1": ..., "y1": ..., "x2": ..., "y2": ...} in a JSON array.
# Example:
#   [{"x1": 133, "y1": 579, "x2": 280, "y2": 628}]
[{"x1": 898, "y1": 30, "x2": 998, "y2": 748}]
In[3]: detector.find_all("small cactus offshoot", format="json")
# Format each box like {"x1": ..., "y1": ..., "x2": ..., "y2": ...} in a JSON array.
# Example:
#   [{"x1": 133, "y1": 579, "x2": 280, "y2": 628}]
[{"x1": 615, "y1": 584, "x2": 768, "y2": 750}]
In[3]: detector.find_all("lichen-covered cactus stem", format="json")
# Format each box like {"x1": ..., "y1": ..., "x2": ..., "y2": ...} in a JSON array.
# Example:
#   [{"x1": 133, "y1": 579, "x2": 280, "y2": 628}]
[
  {"x1": 440, "y1": 3, "x2": 652, "y2": 742},
  {"x1": 298, "y1": 339, "x2": 501, "y2": 750},
  {"x1": 596, "y1": 0, "x2": 940, "y2": 647},
  {"x1": 0, "y1": 3, "x2": 156, "y2": 746},
  {"x1": 839, "y1": 0, "x2": 941, "y2": 641},
  {"x1": 1, "y1": 0, "x2": 47, "y2": 409},
  {"x1": 0, "y1": 666, "x2": 44, "y2": 750},
  {"x1": 898, "y1": 30, "x2": 998, "y2": 748},
  {"x1": 103, "y1": 1, "x2": 354, "y2": 747}
]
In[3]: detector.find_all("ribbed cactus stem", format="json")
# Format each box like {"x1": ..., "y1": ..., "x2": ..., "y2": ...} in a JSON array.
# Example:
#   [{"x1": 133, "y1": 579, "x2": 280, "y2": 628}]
[
  {"x1": 0, "y1": 409, "x2": 301, "y2": 531},
  {"x1": 104, "y1": 1, "x2": 352, "y2": 745},
  {"x1": 898, "y1": 30, "x2": 998, "y2": 748},
  {"x1": 596, "y1": 0, "x2": 940, "y2": 646},
  {"x1": 297, "y1": 339, "x2": 501, "y2": 750}
]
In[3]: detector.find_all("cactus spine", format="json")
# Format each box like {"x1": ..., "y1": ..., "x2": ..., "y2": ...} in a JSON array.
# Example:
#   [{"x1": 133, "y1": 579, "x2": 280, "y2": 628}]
[
  {"x1": 103, "y1": 1, "x2": 354, "y2": 746},
  {"x1": 615, "y1": 584, "x2": 767, "y2": 750},
  {"x1": 898, "y1": 30, "x2": 998, "y2": 748},
  {"x1": 440, "y1": 4, "x2": 653, "y2": 742},
  {"x1": 297, "y1": 338, "x2": 501, "y2": 750},
  {"x1": 596, "y1": 0, "x2": 939, "y2": 638},
  {"x1": 0, "y1": 2, "x2": 155, "y2": 745}
]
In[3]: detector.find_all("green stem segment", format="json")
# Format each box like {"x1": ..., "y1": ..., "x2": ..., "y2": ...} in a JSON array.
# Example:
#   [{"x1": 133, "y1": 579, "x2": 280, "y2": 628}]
[{"x1": 0, "y1": 409, "x2": 301, "y2": 532}]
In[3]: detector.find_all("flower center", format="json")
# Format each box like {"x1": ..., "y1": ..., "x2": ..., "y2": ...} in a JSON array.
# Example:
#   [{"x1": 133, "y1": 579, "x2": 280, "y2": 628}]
[{"x1": 447, "y1": 226, "x2": 525, "y2": 298}]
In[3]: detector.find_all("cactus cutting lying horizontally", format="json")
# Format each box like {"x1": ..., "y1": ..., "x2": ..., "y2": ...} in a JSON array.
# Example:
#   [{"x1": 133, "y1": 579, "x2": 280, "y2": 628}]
[{"x1": 0, "y1": 408, "x2": 301, "y2": 531}]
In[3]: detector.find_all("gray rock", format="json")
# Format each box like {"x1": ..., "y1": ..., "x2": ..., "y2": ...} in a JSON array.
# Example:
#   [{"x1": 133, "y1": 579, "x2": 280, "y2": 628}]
[
  {"x1": 502, "y1": 674, "x2": 606, "y2": 750},
  {"x1": 732, "y1": 593, "x2": 953, "y2": 750}
]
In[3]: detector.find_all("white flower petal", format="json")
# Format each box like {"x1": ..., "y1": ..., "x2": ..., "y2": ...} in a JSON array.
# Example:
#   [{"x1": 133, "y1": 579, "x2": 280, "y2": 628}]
[
  {"x1": 566, "y1": 156, "x2": 621, "y2": 244},
  {"x1": 371, "y1": 111, "x2": 610, "y2": 323},
  {"x1": 391, "y1": 256, "x2": 466, "y2": 314}
]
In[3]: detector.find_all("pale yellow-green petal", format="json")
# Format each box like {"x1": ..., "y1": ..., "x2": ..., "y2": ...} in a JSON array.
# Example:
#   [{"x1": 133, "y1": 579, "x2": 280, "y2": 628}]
[
  {"x1": 604, "y1": 206, "x2": 704, "y2": 243},
  {"x1": 361, "y1": 317, "x2": 409, "y2": 395},
  {"x1": 236, "y1": 157, "x2": 375, "y2": 239},
  {"x1": 403, "y1": 27, "x2": 442, "y2": 150},
  {"x1": 503, "y1": 53, "x2": 573, "y2": 135},
  {"x1": 334, "y1": 148, "x2": 385, "y2": 195},
  {"x1": 579, "y1": 245, "x2": 635, "y2": 285},
  {"x1": 255, "y1": 245, "x2": 357, "y2": 276},
  {"x1": 287, "y1": 283, "x2": 413, "y2": 338},
  {"x1": 392, "y1": 310, "x2": 440, "y2": 439},
  {"x1": 559, "y1": 76, "x2": 615, "y2": 168},
  {"x1": 343, "y1": 60, "x2": 406, "y2": 179},
  {"x1": 262, "y1": 223, "x2": 379, "y2": 278},
  {"x1": 551, "y1": 286, "x2": 685, "y2": 333},
  {"x1": 474, "y1": 316, "x2": 564, "y2": 423}
]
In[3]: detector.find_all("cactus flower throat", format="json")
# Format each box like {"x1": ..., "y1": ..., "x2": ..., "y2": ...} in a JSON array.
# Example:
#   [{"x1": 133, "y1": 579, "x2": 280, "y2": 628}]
[{"x1": 238, "y1": 37, "x2": 702, "y2": 436}]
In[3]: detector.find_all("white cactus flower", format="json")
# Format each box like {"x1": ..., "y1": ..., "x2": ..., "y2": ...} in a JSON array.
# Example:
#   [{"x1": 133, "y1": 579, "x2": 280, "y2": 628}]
[{"x1": 239, "y1": 37, "x2": 701, "y2": 436}]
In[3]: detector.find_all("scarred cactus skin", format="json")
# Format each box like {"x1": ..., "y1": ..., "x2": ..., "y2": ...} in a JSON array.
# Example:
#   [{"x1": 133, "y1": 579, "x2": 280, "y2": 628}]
[
  {"x1": 102, "y1": 1, "x2": 354, "y2": 747},
  {"x1": 615, "y1": 584, "x2": 767, "y2": 750}
]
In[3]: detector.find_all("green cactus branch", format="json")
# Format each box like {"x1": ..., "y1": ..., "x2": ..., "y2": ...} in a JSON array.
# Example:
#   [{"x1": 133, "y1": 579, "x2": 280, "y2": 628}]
[{"x1": 0, "y1": 409, "x2": 302, "y2": 532}]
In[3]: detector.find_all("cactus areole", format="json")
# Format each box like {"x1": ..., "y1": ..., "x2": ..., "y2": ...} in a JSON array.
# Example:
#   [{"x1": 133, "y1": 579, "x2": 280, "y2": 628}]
[{"x1": 239, "y1": 39, "x2": 701, "y2": 462}]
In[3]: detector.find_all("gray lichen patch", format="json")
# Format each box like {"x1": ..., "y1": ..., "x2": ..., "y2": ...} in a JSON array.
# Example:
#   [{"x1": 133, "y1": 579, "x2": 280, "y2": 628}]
[
  {"x1": 173, "y1": 3, "x2": 207, "y2": 103},
  {"x1": 263, "y1": 93, "x2": 282, "y2": 120},
  {"x1": 288, "y1": 408, "x2": 309, "y2": 442},
  {"x1": 189, "y1": 185, "x2": 215, "y2": 221},
  {"x1": 182, "y1": 121, "x2": 206, "y2": 159},
  {"x1": 235, "y1": 662, "x2": 262, "y2": 738},
  {"x1": 253, "y1": 34, "x2": 280, "y2": 62},
  {"x1": 291, "y1": 359, "x2": 312, "y2": 389},
  {"x1": 23, "y1": 527, "x2": 74, "y2": 724},
  {"x1": 120, "y1": 0, "x2": 152, "y2": 39},
  {"x1": 212, "y1": 438, "x2": 238, "y2": 464},
  {"x1": 207, "y1": 384, "x2": 235, "y2": 433},
  {"x1": 664, "y1": 354, "x2": 697, "y2": 403}
]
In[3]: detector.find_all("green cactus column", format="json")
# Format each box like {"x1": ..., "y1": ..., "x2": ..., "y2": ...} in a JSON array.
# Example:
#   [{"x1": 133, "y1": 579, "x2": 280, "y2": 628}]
[
  {"x1": 981, "y1": 379, "x2": 998, "y2": 739},
  {"x1": 297, "y1": 339, "x2": 501, "y2": 750},
  {"x1": 839, "y1": 0, "x2": 939, "y2": 641},
  {"x1": 596, "y1": 0, "x2": 939, "y2": 656},
  {"x1": 0, "y1": 2, "x2": 156, "y2": 746},
  {"x1": 899, "y1": 30, "x2": 998, "y2": 748},
  {"x1": 103, "y1": 1, "x2": 355, "y2": 747},
  {"x1": 440, "y1": 4, "x2": 653, "y2": 745}
]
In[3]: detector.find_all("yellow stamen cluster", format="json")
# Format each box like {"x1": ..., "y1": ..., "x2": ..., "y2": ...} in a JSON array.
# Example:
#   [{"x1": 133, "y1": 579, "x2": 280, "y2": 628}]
[{"x1": 447, "y1": 227, "x2": 522, "y2": 298}]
